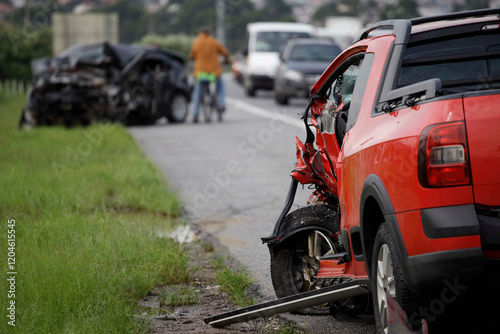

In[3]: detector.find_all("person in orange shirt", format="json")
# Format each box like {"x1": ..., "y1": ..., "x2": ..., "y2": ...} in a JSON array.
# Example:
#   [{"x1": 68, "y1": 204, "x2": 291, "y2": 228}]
[{"x1": 189, "y1": 27, "x2": 229, "y2": 123}]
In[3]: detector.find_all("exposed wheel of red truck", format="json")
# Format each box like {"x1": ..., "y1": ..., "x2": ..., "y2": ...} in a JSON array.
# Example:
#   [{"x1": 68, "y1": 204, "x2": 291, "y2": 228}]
[
  {"x1": 269, "y1": 205, "x2": 340, "y2": 314},
  {"x1": 372, "y1": 223, "x2": 419, "y2": 333}
]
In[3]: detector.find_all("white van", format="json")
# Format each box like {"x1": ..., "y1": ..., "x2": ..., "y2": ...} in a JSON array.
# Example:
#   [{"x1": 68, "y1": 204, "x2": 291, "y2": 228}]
[{"x1": 242, "y1": 22, "x2": 315, "y2": 96}]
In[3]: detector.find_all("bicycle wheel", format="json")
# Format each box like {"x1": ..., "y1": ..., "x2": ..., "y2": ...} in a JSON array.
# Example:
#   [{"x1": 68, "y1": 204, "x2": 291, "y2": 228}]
[
  {"x1": 213, "y1": 94, "x2": 222, "y2": 122},
  {"x1": 217, "y1": 108, "x2": 223, "y2": 122},
  {"x1": 214, "y1": 96, "x2": 223, "y2": 122},
  {"x1": 200, "y1": 85, "x2": 211, "y2": 123}
]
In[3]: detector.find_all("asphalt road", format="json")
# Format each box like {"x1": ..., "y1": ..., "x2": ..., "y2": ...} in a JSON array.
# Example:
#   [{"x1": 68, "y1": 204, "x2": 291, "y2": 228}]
[{"x1": 128, "y1": 74, "x2": 377, "y2": 334}]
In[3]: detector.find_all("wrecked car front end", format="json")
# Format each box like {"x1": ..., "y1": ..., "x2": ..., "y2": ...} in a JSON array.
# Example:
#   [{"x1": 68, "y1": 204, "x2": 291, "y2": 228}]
[{"x1": 19, "y1": 42, "x2": 190, "y2": 128}]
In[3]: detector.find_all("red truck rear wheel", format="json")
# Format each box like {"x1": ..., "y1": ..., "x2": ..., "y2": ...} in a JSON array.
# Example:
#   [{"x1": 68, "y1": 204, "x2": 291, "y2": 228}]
[{"x1": 372, "y1": 223, "x2": 420, "y2": 332}]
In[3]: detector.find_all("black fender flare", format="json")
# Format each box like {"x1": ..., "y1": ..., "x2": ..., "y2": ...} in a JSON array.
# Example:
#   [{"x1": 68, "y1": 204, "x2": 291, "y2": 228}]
[
  {"x1": 359, "y1": 174, "x2": 415, "y2": 291},
  {"x1": 267, "y1": 204, "x2": 339, "y2": 250},
  {"x1": 270, "y1": 225, "x2": 337, "y2": 251}
]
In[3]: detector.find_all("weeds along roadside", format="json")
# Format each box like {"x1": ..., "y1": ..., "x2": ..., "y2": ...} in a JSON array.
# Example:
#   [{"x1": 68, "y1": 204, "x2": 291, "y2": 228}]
[
  {"x1": 0, "y1": 96, "x2": 305, "y2": 334},
  {"x1": 0, "y1": 95, "x2": 189, "y2": 333}
]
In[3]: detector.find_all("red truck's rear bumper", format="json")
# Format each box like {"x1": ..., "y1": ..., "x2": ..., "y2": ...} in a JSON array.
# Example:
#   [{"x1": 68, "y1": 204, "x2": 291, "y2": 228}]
[{"x1": 396, "y1": 204, "x2": 500, "y2": 294}]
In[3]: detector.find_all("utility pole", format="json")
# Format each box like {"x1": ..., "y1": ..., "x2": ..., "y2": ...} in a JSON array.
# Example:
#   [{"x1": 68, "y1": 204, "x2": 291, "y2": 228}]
[
  {"x1": 25, "y1": 0, "x2": 31, "y2": 24},
  {"x1": 216, "y1": 0, "x2": 225, "y2": 45}
]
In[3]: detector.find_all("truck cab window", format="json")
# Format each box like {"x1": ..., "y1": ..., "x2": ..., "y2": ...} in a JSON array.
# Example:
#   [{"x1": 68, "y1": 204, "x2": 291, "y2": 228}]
[{"x1": 323, "y1": 59, "x2": 363, "y2": 146}]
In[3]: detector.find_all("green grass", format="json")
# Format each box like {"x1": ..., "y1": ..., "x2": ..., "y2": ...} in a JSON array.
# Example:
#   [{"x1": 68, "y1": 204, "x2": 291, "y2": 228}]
[
  {"x1": 0, "y1": 95, "x2": 190, "y2": 333},
  {"x1": 274, "y1": 324, "x2": 307, "y2": 334},
  {"x1": 158, "y1": 285, "x2": 200, "y2": 310},
  {"x1": 213, "y1": 256, "x2": 255, "y2": 307}
]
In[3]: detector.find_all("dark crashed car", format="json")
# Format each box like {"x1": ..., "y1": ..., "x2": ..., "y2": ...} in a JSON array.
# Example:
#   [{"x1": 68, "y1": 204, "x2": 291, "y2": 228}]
[
  {"x1": 274, "y1": 38, "x2": 342, "y2": 105},
  {"x1": 19, "y1": 42, "x2": 191, "y2": 128}
]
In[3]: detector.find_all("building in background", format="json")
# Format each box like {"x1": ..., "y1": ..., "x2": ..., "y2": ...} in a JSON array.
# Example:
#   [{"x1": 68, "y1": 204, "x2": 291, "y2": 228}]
[
  {"x1": 52, "y1": 12, "x2": 118, "y2": 55},
  {"x1": 316, "y1": 16, "x2": 362, "y2": 49}
]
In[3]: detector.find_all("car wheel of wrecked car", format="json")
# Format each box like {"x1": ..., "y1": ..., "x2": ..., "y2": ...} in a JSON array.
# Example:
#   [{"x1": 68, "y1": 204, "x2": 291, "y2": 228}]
[
  {"x1": 165, "y1": 92, "x2": 189, "y2": 123},
  {"x1": 372, "y1": 223, "x2": 419, "y2": 333},
  {"x1": 275, "y1": 87, "x2": 289, "y2": 105},
  {"x1": 244, "y1": 78, "x2": 256, "y2": 97},
  {"x1": 270, "y1": 204, "x2": 340, "y2": 314}
]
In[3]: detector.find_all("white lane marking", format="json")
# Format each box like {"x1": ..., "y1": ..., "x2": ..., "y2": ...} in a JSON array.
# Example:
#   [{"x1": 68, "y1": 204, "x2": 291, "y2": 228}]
[{"x1": 226, "y1": 97, "x2": 303, "y2": 129}]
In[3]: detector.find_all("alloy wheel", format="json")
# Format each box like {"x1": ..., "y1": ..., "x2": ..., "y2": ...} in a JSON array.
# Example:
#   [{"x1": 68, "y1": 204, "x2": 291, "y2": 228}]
[{"x1": 376, "y1": 244, "x2": 396, "y2": 332}]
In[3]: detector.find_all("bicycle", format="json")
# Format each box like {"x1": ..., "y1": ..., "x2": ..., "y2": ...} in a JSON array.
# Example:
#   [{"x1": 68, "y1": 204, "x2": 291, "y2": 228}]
[{"x1": 199, "y1": 78, "x2": 223, "y2": 123}]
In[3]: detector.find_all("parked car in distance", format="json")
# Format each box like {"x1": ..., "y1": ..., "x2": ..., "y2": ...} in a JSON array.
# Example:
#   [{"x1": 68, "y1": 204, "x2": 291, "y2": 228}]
[
  {"x1": 274, "y1": 38, "x2": 342, "y2": 105},
  {"x1": 241, "y1": 22, "x2": 315, "y2": 97},
  {"x1": 232, "y1": 47, "x2": 246, "y2": 84}
]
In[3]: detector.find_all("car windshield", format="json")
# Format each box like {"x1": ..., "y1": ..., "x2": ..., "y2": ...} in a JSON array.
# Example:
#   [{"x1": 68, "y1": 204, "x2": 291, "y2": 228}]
[
  {"x1": 255, "y1": 31, "x2": 310, "y2": 52},
  {"x1": 399, "y1": 32, "x2": 500, "y2": 93},
  {"x1": 289, "y1": 44, "x2": 342, "y2": 62},
  {"x1": 60, "y1": 45, "x2": 106, "y2": 61}
]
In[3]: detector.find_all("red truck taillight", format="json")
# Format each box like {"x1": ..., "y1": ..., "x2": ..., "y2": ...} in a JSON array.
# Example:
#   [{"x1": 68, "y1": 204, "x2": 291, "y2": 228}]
[{"x1": 418, "y1": 121, "x2": 471, "y2": 187}]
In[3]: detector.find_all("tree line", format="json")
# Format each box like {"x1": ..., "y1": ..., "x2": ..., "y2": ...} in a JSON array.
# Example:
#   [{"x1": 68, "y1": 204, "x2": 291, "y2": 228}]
[
  {"x1": 0, "y1": 0, "x2": 295, "y2": 80},
  {"x1": 0, "y1": 0, "x2": 491, "y2": 81}
]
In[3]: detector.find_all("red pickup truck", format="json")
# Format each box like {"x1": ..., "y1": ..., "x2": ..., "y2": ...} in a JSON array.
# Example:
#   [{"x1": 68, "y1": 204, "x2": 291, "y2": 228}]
[{"x1": 263, "y1": 8, "x2": 500, "y2": 333}]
